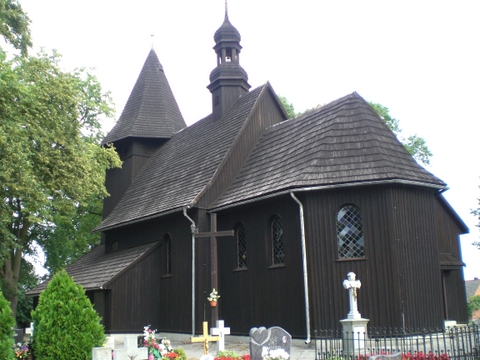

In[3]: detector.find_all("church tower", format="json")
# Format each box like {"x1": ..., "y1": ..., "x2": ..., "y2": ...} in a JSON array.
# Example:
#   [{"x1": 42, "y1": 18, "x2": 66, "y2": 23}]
[
  {"x1": 101, "y1": 49, "x2": 186, "y2": 219},
  {"x1": 207, "y1": 7, "x2": 251, "y2": 120}
]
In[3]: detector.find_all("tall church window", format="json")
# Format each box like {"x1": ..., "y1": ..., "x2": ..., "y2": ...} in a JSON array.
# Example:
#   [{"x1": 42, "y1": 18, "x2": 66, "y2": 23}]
[
  {"x1": 271, "y1": 215, "x2": 285, "y2": 265},
  {"x1": 163, "y1": 233, "x2": 172, "y2": 275},
  {"x1": 337, "y1": 205, "x2": 365, "y2": 259},
  {"x1": 236, "y1": 223, "x2": 247, "y2": 269}
]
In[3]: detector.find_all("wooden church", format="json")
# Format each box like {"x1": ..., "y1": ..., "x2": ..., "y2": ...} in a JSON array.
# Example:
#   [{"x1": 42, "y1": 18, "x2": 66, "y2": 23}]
[{"x1": 30, "y1": 9, "x2": 468, "y2": 338}]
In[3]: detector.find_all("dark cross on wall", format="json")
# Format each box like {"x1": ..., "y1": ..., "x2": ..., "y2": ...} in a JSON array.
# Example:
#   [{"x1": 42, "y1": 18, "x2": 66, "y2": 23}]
[{"x1": 195, "y1": 213, "x2": 234, "y2": 327}]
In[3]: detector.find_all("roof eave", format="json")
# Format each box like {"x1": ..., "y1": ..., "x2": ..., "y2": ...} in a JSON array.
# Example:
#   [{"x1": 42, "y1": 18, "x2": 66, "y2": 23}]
[{"x1": 210, "y1": 179, "x2": 447, "y2": 212}]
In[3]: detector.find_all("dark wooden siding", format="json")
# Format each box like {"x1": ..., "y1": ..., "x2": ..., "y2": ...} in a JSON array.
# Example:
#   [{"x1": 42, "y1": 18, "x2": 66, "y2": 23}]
[
  {"x1": 434, "y1": 198, "x2": 468, "y2": 322},
  {"x1": 303, "y1": 186, "x2": 401, "y2": 331},
  {"x1": 389, "y1": 186, "x2": 444, "y2": 329},
  {"x1": 103, "y1": 138, "x2": 165, "y2": 219},
  {"x1": 198, "y1": 89, "x2": 285, "y2": 209},
  {"x1": 217, "y1": 196, "x2": 305, "y2": 337},
  {"x1": 106, "y1": 210, "x2": 208, "y2": 333}
]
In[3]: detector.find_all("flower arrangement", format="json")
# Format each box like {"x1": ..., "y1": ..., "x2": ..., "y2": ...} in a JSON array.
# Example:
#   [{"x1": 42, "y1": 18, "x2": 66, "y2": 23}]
[
  {"x1": 262, "y1": 348, "x2": 290, "y2": 360},
  {"x1": 143, "y1": 326, "x2": 178, "y2": 360},
  {"x1": 214, "y1": 350, "x2": 250, "y2": 360},
  {"x1": 207, "y1": 288, "x2": 220, "y2": 302},
  {"x1": 13, "y1": 338, "x2": 30, "y2": 359}
]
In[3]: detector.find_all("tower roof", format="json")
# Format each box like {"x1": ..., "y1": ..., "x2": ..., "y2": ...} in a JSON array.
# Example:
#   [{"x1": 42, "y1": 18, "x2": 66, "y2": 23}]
[
  {"x1": 101, "y1": 49, "x2": 186, "y2": 145},
  {"x1": 214, "y1": 8, "x2": 241, "y2": 44}
]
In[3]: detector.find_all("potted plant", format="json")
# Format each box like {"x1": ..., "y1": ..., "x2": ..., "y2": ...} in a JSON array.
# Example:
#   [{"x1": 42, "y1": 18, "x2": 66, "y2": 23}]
[{"x1": 207, "y1": 288, "x2": 220, "y2": 307}]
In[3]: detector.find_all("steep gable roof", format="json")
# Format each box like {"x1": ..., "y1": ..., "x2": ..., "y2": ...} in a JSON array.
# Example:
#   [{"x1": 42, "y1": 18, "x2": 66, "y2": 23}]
[
  {"x1": 212, "y1": 92, "x2": 446, "y2": 209},
  {"x1": 95, "y1": 85, "x2": 266, "y2": 231},
  {"x1": 28, "y1": 242, "x2": 158, "y2": 295},
  {"x1": 101, "y1": 49, "x2": 186, "y2": 145}
]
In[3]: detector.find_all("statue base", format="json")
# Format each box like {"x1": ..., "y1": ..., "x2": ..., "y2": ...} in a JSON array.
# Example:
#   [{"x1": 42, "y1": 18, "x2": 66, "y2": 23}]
[{"x1": 340, "y1": 318, "x2": 369, "y2": 356}]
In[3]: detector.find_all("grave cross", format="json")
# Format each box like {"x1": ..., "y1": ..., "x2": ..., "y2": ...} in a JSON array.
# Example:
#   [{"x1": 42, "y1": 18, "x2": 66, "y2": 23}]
[
  {"x1": 191, "y1": 321, "x2": 220, "y2": 355},
  {"x1": 195, "y1": 213, "x2": 234, "y2": 324},
  {"x1": 343, "y1": 272, "x2": 362, "y2": 319},
  {"x1": 211, "y1": 320, "x2": 231, "y2": 354}
]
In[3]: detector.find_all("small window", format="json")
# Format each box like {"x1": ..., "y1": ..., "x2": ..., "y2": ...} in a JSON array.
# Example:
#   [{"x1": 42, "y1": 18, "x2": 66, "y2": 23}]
[
  {"x1": 271, "y1": 215, "x2": 285, "y2": 265},
  {"x1": 236, "y1": 223, "x2": 247, "y2": 269},
  {"x1": 163, "y1": 233, "x2": 172, "y2": 275},
  {"x1": 337, "y1": 205, "x2": 365, "y2": 259}
]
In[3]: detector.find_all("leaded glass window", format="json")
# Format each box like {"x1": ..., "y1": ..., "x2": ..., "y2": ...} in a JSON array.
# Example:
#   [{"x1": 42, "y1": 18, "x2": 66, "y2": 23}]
[
  {"x1": 237, "y1": 223, "x2": 247, "y2": 268},
  {"x1": 271, "y1": 215, "x2": 284, "y2": 265},
  {"x1": 337, "y1": 205, "x2": 365, "y2": 259}
]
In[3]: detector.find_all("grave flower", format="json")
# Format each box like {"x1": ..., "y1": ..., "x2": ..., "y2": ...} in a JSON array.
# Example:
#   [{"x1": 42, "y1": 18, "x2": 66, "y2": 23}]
[
  {"x1": 143, "y1": 325, "x2": 181, "y2": 360},
  {"x1": 13, "y1": 338, "x2": 30, "y2": 359}
]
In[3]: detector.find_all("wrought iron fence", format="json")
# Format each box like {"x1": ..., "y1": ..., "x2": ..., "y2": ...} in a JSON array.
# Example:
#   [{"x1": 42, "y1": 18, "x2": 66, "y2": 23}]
[{"x1": 313, "y1": 325, "x2": 480, "y2": 360}]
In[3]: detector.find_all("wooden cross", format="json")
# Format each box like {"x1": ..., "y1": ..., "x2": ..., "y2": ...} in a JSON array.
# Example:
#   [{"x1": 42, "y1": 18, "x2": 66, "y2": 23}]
[
  {"x1": 195, "y1": 213, "x2": 234, "y2": 325},
  {"x1": 190, "y1": 321, "x2": 220, "y2": 355}
]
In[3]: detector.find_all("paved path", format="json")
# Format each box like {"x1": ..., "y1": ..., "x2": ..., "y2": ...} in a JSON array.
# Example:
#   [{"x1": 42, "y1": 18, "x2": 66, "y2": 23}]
[{"x1": 164, "y1": 333, "x2": 319, "y2": 360}]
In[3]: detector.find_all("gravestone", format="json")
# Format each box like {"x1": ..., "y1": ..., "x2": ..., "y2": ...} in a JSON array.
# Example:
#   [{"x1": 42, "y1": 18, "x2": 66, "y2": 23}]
[
  {"x1": 114, "y1": 335, "x2": 147, "y2": 360},
  {"x1": 211, "y1": 320, "x2": 230, "y2": 354},
  {"x1": 249, "y1": 326, "x2": 291, "y2": 360},
  {"x1": 92, "y1": 347, "x2": 113, "y2": 360}
]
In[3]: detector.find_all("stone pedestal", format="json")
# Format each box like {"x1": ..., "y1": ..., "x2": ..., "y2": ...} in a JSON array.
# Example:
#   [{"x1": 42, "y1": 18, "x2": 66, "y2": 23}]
[{"x1": 340, "y1": 318, "x2": 369, "y2": 356}]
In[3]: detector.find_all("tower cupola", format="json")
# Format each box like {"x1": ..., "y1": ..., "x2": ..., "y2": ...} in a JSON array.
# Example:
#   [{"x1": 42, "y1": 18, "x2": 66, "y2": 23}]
[{"x1": 207, "y1": 7, "x2": 250, "y2": 120}]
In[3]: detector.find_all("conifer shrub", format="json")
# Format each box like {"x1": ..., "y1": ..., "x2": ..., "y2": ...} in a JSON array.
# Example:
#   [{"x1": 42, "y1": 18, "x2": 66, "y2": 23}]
[
  {"x1": 0, "y1": 289, "x2": 15, "y2": 359},
  {"x1": 32, "y1": 270, "x2": 105, "y2": 359}
]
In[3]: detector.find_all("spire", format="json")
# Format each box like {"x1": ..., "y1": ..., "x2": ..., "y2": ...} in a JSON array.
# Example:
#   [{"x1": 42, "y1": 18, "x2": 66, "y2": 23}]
[
  {"x1": 208, "y1": 5, "x2": 250, "y2": 121},
  {"x1": 102, "y1": 49, "x2": 186, "y2": 145}
]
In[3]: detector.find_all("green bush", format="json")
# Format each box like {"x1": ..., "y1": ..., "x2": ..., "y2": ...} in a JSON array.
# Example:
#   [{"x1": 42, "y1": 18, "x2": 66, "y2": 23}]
[
  {"x1": 32, "y1": 270, "x2": 105, "y2": 359},
  {"x1": 468, "y1": 295, "x2": 480, "y2": 317},
  {"x1": 0, "y1": 289, "x2": 15, "y2": 359}
]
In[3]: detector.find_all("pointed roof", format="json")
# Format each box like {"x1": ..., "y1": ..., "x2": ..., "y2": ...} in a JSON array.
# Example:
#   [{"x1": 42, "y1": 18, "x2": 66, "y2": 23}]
[
  {"x1": 212, "y1": 92, "x2": 447, "y2": 209},
  {"x1": 95, "y1": 85, "x2": 267, "y2": 231},
  {"x1": 101, "y1": 49, "x2": 186, "y2": 145}
]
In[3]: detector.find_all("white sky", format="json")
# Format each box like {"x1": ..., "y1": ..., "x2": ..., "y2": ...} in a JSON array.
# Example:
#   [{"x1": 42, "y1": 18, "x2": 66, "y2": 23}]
[{"x1": 16, "y1": 0, "x2": 480, "y2": 280}]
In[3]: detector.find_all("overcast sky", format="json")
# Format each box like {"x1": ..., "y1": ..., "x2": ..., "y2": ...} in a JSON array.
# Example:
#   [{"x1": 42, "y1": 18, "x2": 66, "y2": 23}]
[{"x1": 16, "y1": 0, "x2": 480, "y2": 280}]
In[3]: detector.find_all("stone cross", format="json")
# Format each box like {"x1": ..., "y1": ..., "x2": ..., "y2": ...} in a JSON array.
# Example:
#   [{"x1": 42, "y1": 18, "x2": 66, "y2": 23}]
[
  {"x1": 211, "y1": 320, "x2": 231, "y2": 354},
  {"x1": 343, "y1": 272, "x2": 362, "y2": 319},
  {"x1": 113, "y1": 335, "x2": 147, "y2": 360},
  {"x1": 191, "y1": 321, "x2": 220, "y2": 355}
]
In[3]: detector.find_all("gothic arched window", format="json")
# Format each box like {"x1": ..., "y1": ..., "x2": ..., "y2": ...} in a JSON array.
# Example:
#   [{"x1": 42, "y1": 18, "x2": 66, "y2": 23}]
[
  {"x1": 337, "y1": 205, "x2": 365, "y2": 259},
  {"x1": 271, "y1": 215, "x2": 285, "y2": 265}
]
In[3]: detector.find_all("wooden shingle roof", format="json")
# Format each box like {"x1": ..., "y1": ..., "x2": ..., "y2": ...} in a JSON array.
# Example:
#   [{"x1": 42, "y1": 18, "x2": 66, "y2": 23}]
[
  {"x1": 95, "y1": 85, "x2": 267, "y2": 231},
  {"x1": 212, "y1": 92, "x2": 446, "y2": 209},
  {"x1": 101, "y1": 49, "x2": 186, "y2": 145},
  {"x1": 28, "y1": 242, "x2": 158, "y2": 295}
]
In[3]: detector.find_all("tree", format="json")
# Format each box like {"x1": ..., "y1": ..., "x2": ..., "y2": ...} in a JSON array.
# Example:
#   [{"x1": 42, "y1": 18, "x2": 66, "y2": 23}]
[
  {"x1": 0, "y1": 289, "x2": 15, "y2": 359},
  {"x1": 0, "y1": 0, "x2": 31, "y2": 56},
  {"x1": 32, "y1": 270, "x2": 105, "y2": 359},
  {"x1": 468, "y1": 295, "x2": 480, "y2": 318},
  {"x1": 278, "y1": 95, "x2": 297, "y2": 119},
  {"x1": 369, "y1": 102, "x2": 432, "y2": 166},
  {"x1": 0, "y1": 51, "x2": 122, "y2": 320}
]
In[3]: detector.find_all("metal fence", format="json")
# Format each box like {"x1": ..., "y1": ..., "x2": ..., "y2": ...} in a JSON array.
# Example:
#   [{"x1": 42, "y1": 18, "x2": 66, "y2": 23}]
[{"x1": 313, "y1": 325, "x2": 480, "y2": 360}]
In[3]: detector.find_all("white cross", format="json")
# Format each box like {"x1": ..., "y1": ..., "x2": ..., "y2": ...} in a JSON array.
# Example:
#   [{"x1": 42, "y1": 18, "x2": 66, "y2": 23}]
[
  {"x1": 113, "y1": 336, "x2": 147, "y2": 360},
  {"x1": 211, "y1": 320, "x2": 231, "y2": 354},
  {"x1": 343, "y1": 272, "x2": 362, "y2": 319}
]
